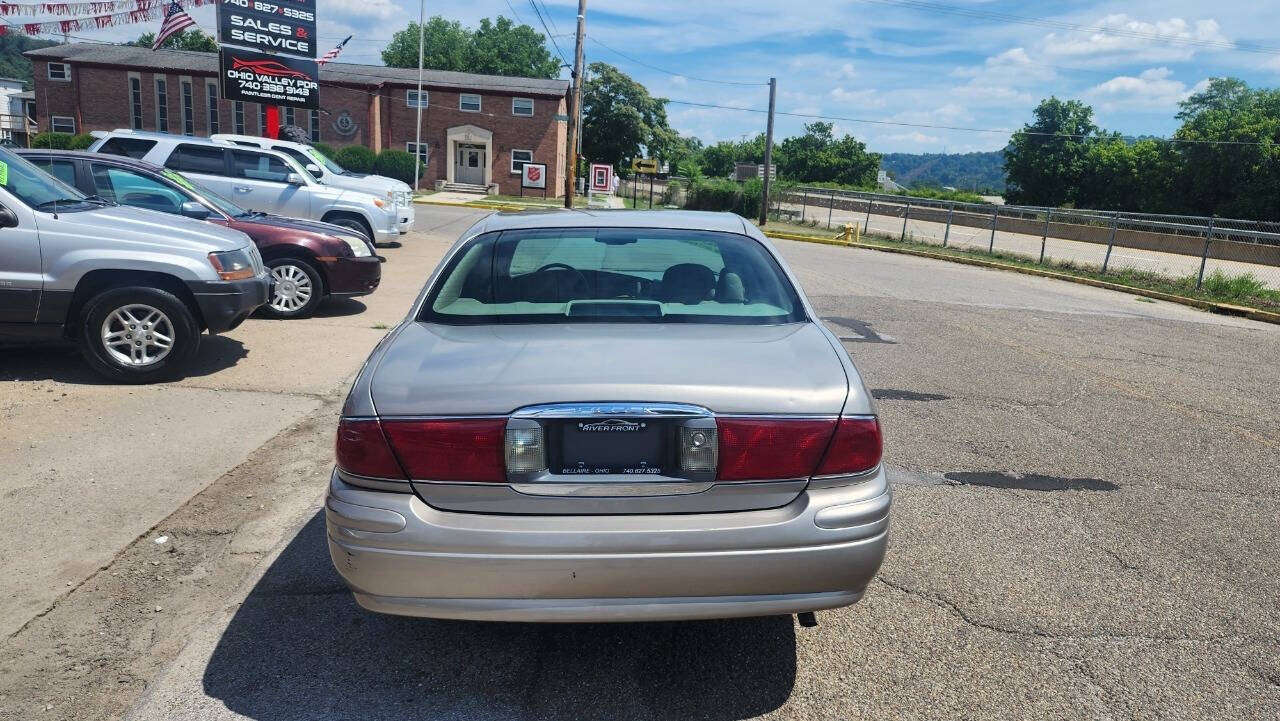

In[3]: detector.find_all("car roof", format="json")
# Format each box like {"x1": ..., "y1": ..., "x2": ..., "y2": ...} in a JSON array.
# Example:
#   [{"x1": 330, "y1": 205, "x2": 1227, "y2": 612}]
[
  {"x1": 473, "y1": 209, "x2": 752, "y2": 235},
  {"x1": 14, "y1": 148, "x2": 158, "y2": 171}
]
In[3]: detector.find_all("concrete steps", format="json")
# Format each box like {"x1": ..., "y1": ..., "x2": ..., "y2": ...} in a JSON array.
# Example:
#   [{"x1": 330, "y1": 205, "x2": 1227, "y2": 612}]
[{"x1": 440, "y1": 182, "x2": 489, "y2": 195}]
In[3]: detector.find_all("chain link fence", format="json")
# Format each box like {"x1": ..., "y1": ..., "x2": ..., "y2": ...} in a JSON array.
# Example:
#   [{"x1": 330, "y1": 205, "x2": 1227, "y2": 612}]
[{"x1": 767, "y1": 186, "x2": 1280, "y2": 292}]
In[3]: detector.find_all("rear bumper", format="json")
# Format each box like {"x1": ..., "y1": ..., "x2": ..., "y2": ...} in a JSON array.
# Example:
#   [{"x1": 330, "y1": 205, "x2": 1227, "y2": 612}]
[
  {"x1": 186, "y1": 273, "x2": 270, "y2": 333},
  {"x1": 322, "y1": 256, "x2": 381, "y2": 297},
  {"x1": 325, "y1": 470, "x2": 891, "y2": 622}
]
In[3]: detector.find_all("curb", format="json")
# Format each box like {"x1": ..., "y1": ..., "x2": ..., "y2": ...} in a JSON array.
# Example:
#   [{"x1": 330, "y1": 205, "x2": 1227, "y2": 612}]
[
  {"x1": 762, "y1": 229, "x2": 1280, "y2": 326},
  {"x1": 416, "y1": 200, "x2": 527, "y2": 212}
]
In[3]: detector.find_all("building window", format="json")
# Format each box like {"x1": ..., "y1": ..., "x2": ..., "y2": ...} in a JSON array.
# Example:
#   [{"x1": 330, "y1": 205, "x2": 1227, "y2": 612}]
[
  {"x1": 181, "y1": 80, "x2": 194, "y2": 136},
  {"x1": 406, "y1": 90, "x2": 428, "y2": 108},
  {"x1": 405, "y1": 142, "x2": 429, "y2": 166},
  {"x1": 284, "y1": 107, "x2": 295, "y2": 127},
  {"x1": 309, "y1": 110, "x2": 320, "y2": 142},
  {"x1": 206, "y1": 82, "x2": 219, "y2": 133},
  {"x1": 47, "y1": 62, "x2": 70, "y2": 81},
  {"x1": 512, "y1": 98, "x2": 534, "y2": 117},
  {"x1": 50, "y1": 115, "x2": 75, "y2": 134},
  {"x1": 259, "y1": 104, "x2": 267, "y2": 135},
  {"x1": 155, "y1": 78, "x2": 169, "y2": 132},
  {"x1": 129, "y1": 76, "x2": 143, "y2": 130},
  {"x1": 459, "y1": 93, "x2": 481, "y2": 112},
  {"x1": 510, "y1": 149, "x2": 532, "y2": 175},
  {"x1": 233, "y1": 102, "x2": 245, "y2": 134}
]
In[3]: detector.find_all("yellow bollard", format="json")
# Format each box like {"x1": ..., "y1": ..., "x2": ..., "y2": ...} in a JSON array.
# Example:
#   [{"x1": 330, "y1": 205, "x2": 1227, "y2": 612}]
[{"x1": 855, "y1": 222, "x2": 860, "y2": 244}]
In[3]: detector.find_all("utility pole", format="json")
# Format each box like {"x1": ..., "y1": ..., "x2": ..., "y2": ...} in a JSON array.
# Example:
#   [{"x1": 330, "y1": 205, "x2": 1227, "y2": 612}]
[
  {"x1": 564, "y1": 0, "x2": 587, "y2": 209},
  {"x1": 758, "y1": 76, "x2": 776, "y2": 226},
  {"x1": 413, "y1": 0, "x2": 426, "y2": 191}
]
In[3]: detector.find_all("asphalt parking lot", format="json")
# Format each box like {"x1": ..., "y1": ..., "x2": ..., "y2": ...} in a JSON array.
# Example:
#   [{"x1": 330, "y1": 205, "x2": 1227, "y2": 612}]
[{"x1": 3, "y1": 206, "x2": 1278, "y2": 720}]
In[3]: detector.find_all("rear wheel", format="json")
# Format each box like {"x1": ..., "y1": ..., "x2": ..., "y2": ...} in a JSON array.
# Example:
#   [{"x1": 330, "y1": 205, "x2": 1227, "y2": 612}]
[
  {"x1": 262, "y1": 257, "x2": 324, "y2": 319},
  {"x1": 78, "y1": 287, "x2": 200, "y2": 383}
]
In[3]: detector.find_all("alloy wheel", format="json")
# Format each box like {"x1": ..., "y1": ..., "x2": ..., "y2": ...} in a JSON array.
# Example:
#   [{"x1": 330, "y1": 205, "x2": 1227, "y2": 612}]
[
  {"x1": 100, "y1": 304, "x2": 174, "y2": 366},
  {"x1": 270, "y1": 263, "x2": 315, "y2": 313}
]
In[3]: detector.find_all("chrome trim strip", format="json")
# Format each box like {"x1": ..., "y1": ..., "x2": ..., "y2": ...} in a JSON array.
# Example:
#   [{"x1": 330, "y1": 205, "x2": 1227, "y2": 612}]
[
  {"x1": 512, "y1": 402, "x2": 713, "y2": 418},
  {"x1": 335, "y1": 468, "x2": 412, "y2": 492},
  {"x1": 510, "y1": 482, "x2": 715, "y2": 497}
]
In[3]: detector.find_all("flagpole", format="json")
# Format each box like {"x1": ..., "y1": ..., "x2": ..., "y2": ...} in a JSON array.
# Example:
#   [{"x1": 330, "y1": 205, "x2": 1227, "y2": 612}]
[{"x1": 413, "y1": 0, "x2": 425, "y2": 191}]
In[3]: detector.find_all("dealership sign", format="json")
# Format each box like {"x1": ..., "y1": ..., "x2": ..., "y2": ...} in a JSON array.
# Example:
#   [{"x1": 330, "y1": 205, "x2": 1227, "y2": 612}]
[
  {"x1": 217, "y1": 0, "x2": 318, "y2": 110},
  {"x1": 219, "y1": 48, "x2": 319, "y2": 109}
]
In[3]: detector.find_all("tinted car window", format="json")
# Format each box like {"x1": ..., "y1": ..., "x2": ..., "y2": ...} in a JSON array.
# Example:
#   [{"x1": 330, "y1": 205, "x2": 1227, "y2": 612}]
[
  {"x1": 231, "y1": 150, "x2": 291, "y2": 183},
  {"x1": 97, "y1": 137, "x2": 158, "y2": 159},
  {"x1": 27, "y1": 157, "x2": 78, "y2": 187},
  {"x1": 276, "y1": 147, "x2": 320, "y2": 177},
  {"x1": 164, "y1": 144, "x2": 226, "y2": 175},
  {"x1": 91, "y1": 164, "x2": 186, "y2": 214},
  {"x1": 0, "y1": 146, "x2": 88, "y2": 208},
  {"x1": 422, "y1": 228, "x2": 805, "y2": 325}
]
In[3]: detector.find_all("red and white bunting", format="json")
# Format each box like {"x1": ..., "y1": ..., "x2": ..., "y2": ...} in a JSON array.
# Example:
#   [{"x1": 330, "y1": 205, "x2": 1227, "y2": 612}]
[
  {"x1": 0, "y1": 0, "x2": 210, "y2": 35},
  {"x1": 0, "y1": 0, "x2": 172, "y2": 17}
]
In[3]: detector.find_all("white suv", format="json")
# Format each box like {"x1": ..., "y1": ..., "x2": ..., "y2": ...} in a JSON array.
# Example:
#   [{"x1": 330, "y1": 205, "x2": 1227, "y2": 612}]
[
  {"x1": 87, "y1": 131, "x2": 402, "y2": 245},
  {"x1": 211, "y1": 134, "x2": 415, "y2": 234}
]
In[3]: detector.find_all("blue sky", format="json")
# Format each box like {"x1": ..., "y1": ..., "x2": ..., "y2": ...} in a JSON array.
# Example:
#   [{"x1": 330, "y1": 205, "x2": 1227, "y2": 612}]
[{"x1": 86, "y1": 0, "x2": 1280, "y2": 154}]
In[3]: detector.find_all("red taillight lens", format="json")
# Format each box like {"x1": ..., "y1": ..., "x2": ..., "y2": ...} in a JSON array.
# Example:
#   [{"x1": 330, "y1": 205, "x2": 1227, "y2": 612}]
[
  {"x1": 716, "y1": 418, "x2": 837, "y2": 481},
  {"x1": 381, "y1": 419, "x2": 507, "y2": 482},
  {"x1": 815, "y1": 416, "x2": 882, "y2": 476},
  {"x1": 335, "y1": 418, "x2": 406, "y2": 479}
]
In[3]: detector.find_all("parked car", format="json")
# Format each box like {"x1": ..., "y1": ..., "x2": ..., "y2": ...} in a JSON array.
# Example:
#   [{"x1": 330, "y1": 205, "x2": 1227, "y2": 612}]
[
  {"x1": 328, "y1": 210, "x2": 890, "y2": 622},
  {"x1": 86, "y1": 130, "x2": 402, "y2": 246},
  {"x1": 18, "y1": 149, "x2": 382, "y2": 320},
  {"x1": 0, "y1": 145, "x2": 269, "y2": 382},
  {"x1": 210, "y1": 134, "x2": 415, "y2": 234}
]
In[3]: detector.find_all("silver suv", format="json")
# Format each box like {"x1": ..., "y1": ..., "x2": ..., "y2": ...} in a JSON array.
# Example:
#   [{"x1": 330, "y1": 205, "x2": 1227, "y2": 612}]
[
  {"x1": 88, "y1": 131, "x2": 402, "y2": 246},
  {"x1": 210, "y1": 134, "x2": 415, "y2": 234},
  {"x1": 0, "y1": 146, "x2": 270, "y2": 382}
]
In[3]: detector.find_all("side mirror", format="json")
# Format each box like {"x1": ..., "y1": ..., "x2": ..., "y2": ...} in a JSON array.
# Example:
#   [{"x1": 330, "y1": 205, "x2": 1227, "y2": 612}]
[
  {"x1": 180, "y1": 201, "x2": 211, "y2": 220},
  {"x1": 0, "y1": 206, "x2": 16, "y2": 228},
  {"x1": 286, "y1": 173, "x2": 305, "y2": 186},
  {"x1": 305, "y1": 164, "x2": 323, "y2": 177}
]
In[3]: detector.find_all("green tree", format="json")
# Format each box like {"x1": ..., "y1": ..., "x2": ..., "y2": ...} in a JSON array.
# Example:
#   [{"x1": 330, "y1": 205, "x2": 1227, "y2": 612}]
[
  {"x1": 381, "y1": 15, "x2": 559, "y2": 79},
  {"x1": 775, "y1": 121, "x2": 879, "y2": 185},
  {"x1": 1003, "y1": 97, "x2": 1099, "y2": 206},
  {"x1": 1171, "y1": 78, "x2": 1280, "y2": 219},
  {"x1": 581, "y1": 62, "x2": 675, "y2": 170},
  {"x1": 131, "y1": 29, "x2": 218, "y2": 52},
  {"x1": 1078, "y1": 136, "x2": 1175, "y2": 211}
]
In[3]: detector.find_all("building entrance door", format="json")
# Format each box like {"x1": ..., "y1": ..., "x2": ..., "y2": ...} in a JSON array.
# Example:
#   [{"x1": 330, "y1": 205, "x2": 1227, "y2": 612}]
[{"x1": 455, "y1": 145, "x2": 485, "y2": 185}]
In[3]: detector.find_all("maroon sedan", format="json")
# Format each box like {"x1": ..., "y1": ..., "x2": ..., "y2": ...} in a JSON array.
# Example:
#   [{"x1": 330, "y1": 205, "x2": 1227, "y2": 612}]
[{"x1": 18, "y1": 149, "x2": 382, "y2": 319}]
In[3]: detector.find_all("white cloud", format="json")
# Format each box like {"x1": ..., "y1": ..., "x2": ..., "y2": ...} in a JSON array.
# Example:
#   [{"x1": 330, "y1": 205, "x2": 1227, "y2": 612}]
[
  {"x1": 829, "y1": 63, "x2": 856, "y2": 81},
  {"x1": 671, "y1": 75, "x2": 688, "y2": 87},
  {"x1": 1042, "y1": 15, "x2": 1229, "y2": 64},
  {"x1": 882, "y1": 131, "x2": 943, "y2": 145},
  {"x1": 951, "y1": 85, "x2": 1034, "y2": 105},
  {"x1": 1088, "y1": 67, "x2": 1203, "y2": 110}
]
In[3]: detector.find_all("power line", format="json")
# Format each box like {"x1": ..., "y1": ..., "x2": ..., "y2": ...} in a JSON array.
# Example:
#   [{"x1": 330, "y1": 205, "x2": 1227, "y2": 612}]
[
  {"x1": 857, "y1": 0, "x2": 1280, "y2": 56},
  {"x1": 664, "y1": 99, "x2": 1280, "y2": 147},
  {"x1": 586, "y1": 34, "x2": 767, "y2": 86},
  {"x1": 526, "y1": 0, "x2": 569, "y2": 66}
]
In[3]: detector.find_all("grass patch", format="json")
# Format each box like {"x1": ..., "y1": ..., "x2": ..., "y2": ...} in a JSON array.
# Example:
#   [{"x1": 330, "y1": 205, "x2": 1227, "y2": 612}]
[
  {"x1": 1134, "y1": 297, "x2": 1156, "y2": 303},
  {"x1": 370, "y1": 323, "x2": 389, "y2": 330},
  {"x1": 760, "y1": 218, "x2": 1280, "y2": 312}
]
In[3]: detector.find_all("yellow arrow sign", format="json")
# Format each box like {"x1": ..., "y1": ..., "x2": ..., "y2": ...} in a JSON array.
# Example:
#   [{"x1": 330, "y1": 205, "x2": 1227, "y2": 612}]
[{"x1": 631, "y1": 158, "x2": 659, "y2": 173}]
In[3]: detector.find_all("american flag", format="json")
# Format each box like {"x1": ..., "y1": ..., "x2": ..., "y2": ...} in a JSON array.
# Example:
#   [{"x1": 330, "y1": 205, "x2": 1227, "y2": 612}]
[
  {"x1": 317, "y1": 35, "x2": 352, "y2": 65},
  {"x1": 151, "y1": 0, "x2": 195, "y2": 51}
]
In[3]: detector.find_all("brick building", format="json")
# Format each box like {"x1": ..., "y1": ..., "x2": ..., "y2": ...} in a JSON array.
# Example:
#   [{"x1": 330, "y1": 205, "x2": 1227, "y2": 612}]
[{"x1": 26, "y1": 44, "x2": 570, "y2": 195}]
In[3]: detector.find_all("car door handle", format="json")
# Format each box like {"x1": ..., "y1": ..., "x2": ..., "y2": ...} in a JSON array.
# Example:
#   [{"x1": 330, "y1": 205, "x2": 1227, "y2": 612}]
[{"x1": 234, "y1": 186, "x2": 252, "y2": 193}]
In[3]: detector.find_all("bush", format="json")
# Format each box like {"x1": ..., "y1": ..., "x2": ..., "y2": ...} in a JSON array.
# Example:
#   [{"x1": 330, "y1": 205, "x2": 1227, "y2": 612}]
[
  {"x1": 67, "y1": 134, "x2": 96, "y2": 150},
  {"x1": 332, "y1": 145, "x2": 376, "y2": 173},
  {"x1": 31, "y1": 132, "x2": 72, "y2": 149},
  {"x1": 373, "y1": 149, "x2": 424, "y2": 185},
  {"x1": 312, "y1": 142, "x2": 338, "y2": 159},
  {"x1": 683, "y1": 177, "x2": 762, "y2": 219}
]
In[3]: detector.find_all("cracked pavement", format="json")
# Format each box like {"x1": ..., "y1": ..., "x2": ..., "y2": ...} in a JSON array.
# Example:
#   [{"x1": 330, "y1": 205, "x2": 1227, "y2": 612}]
[{"x1": 3, "y1": 211, "x2": 1278, "y2": 720}]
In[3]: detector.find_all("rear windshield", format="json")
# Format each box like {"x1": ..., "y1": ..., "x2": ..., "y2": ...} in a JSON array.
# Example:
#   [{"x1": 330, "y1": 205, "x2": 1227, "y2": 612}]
[{"x1": 420, "y1": 228, "x2": 805, "y2": 325}]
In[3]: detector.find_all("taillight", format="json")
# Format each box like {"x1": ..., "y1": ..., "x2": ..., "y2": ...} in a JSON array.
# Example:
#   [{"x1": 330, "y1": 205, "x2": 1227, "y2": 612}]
[
  {"x1": 381, "y1": 419, "x2": 507, "y2": 482},
  {"x1": 815, "y1": 416, "x2": 882, "y2": 476},
  {"x1": 335, "y1": 418, "x2": 406, "y2": 479},
  {"x1": 716, "y1": 418, "x2": 837, "y2": 481}
]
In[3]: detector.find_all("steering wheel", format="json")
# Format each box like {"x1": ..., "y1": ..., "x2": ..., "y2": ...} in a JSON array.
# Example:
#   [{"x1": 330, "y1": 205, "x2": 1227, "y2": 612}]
[{"x1": 532, "y1": 263, "x2": 589, "y2": 300}]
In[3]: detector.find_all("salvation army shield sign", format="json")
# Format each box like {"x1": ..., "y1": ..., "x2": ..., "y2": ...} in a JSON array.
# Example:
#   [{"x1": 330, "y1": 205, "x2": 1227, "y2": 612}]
[{"x1": 521, "y1": 162, "x2": 547, "y2": 190}]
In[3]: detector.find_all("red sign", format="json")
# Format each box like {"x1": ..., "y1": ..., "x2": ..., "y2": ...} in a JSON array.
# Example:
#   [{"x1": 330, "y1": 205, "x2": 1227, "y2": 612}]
[
  {"x1": 521, "y1": 162, "x2": 547, "y2": 190},
  {"x1": 590, "y1": 163, "x2": 612, "y2": 193}
]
